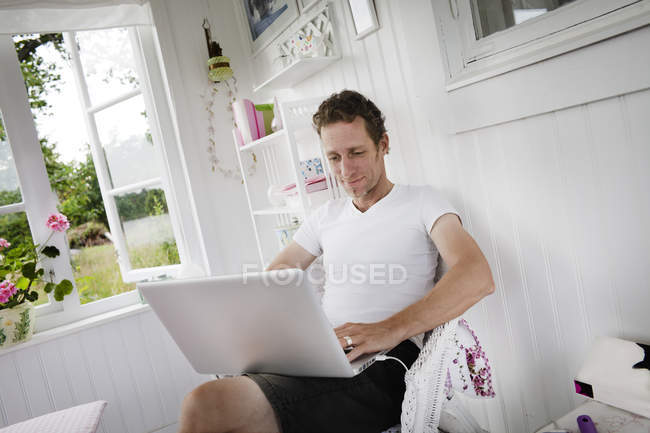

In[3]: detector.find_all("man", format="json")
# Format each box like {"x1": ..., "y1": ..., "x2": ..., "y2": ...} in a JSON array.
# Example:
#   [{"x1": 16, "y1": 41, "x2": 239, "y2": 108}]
[{"x1": 179, "y1": 90, "x2": 494, "y2": 433}]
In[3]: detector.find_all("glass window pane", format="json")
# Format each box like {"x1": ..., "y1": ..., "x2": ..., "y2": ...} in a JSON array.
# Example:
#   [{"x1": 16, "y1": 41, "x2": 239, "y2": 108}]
[
  {"x1": 114, "y1": 186, "x2": 180, "y2": 270},
  {"x1": 75, "y1": 28, "x2": 139, "y2": 106},
  {"x1": 94, "y1": 95, "x2": 163, "y2": 189},
  {"x1": 471, "y1": 0, "x2": 576, "y2": 39},
  {"x1": 70, "y1": 240, "x2": 135, "y2": 305},
  {"x1": 0, "y1": 112, "x2": 23, "y2": 207}
]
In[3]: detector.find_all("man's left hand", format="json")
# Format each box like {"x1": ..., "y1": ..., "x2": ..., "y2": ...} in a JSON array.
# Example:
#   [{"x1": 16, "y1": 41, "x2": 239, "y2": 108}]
[{"x1": 334, "y1": 320, "x2": 404, "y2": 362}]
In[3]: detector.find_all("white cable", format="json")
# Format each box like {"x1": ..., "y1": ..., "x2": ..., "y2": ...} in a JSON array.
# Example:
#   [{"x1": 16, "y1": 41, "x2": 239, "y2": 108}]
[{"x1": 376, "y1": 355, "x2": 408, "y2": 371}]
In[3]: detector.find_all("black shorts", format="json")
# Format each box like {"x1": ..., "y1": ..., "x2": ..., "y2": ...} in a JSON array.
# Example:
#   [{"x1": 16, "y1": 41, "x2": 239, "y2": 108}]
[{"x1": 244, "y1": 340, "x2": 420, "y2": 433}]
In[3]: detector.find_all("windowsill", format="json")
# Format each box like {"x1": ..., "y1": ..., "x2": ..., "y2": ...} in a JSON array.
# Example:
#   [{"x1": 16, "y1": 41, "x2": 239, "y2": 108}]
[{"x1": 0, "y1": 302, "x2": 152, "y2": 356}]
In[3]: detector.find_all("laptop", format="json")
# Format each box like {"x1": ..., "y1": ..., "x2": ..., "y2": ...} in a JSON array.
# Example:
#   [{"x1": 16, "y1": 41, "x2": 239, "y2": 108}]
[{"x1": 137, "y1": 269, "x2": 387, "y2": 378}]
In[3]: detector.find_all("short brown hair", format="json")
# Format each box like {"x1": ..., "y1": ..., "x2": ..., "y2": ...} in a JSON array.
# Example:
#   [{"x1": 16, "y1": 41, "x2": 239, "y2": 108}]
[{"x1": 312, "y1": 90, "x2": 387, "y2": 145}]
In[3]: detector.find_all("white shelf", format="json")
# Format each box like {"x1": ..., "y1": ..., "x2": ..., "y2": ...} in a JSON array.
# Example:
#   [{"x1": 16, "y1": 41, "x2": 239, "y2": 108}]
[
  {"x1": 234, "y1": 97, "x2": 341, "y2": 269},
  {"x1": 253, "y1": 56, "x2": 340, "y2": 93},
  {"x1": 252, "y1": 206, "x2": 305, "y2": 216},
  {"x1": 239, "y1": 129, "x2": 286, "y2": 152}
]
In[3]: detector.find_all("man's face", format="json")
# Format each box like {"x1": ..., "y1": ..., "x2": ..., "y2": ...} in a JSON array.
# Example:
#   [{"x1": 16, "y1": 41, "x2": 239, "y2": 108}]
[{"x1": 321, "y1": 116, "x2": 388, "y2": 199}]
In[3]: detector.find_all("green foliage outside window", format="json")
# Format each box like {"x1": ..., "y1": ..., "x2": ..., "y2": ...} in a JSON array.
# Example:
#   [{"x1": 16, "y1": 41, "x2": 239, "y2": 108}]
[{"x1": 115, "y1": 188, "x2": 169, "y2": 221}]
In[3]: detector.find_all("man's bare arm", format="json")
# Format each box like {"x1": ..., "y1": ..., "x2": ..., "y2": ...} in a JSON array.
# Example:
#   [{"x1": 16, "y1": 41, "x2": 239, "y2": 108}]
[
  {"x1": 265, "y1": 241, "x2": 318, "y2": 271},
  {"x1": 336, "y1": 213, "x2": 495, "y2": 361}
]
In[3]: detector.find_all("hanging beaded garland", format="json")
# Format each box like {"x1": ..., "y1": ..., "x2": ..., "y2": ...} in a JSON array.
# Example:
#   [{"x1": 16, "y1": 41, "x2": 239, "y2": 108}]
[
  {"x1": 202, "y1": 78, "x2": 257, "y2": 180},
  {"x1": 201, "y1": 18, "x2": 256, "y2": 180}
]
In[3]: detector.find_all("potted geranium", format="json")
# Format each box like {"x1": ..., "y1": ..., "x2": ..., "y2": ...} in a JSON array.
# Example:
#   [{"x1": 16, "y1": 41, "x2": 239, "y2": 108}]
[{"x1": 0, "y1": 213, "x2": 74, "y2": 349}]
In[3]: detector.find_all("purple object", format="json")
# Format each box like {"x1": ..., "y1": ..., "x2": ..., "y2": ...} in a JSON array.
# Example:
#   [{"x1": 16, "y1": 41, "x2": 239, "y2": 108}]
[{"x1": 577, "y1": 414, "x2": 598, "y2": 433}]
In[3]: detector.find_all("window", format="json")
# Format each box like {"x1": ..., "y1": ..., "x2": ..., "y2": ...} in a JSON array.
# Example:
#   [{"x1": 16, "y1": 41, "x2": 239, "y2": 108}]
[
  {"x1": 0, "y1": 15, "x2": 201, "y2": 330},
  {"x1": 470, "y1": 0, "x2": 576, "y2": 38},
  {"x1": 433, "y1": 0, "x2": 650, "y2": 88},
  {"x1": 65, "y1": 28, "x2": 183, "y2": 283}
]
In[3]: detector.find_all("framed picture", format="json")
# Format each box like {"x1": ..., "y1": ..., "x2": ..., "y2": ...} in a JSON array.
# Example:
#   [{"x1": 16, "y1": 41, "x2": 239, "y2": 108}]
[
  {"x1": 297, "y1": 0, "x2": 319, "y2": 13},
  {"x1": 347, "y1": 0, "x2": 379, "y2": 40},
  {"x1": 241, "y1": 0, "x2": 299, "y2": 55}
]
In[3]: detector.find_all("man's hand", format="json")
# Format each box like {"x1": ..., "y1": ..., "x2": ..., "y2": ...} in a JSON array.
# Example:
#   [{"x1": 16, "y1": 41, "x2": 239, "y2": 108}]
[{"x1": 334, "y1": 320, "x2": 405, "y2": 362}]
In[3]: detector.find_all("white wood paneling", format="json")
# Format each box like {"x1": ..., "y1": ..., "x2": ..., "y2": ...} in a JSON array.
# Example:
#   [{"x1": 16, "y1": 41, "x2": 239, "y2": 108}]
[
  {"x1": 0, "y1": 309, "x2": 209, "y2": 432},
  {"x1": 13, "y1": 346, "x2": 54, "y2": 419}
]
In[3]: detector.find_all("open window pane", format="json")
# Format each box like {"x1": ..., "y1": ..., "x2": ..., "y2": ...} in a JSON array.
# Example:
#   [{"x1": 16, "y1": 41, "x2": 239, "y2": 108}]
[
  {"x1": 12, "y1": 33, "x2": 139, "y2": 305},
  {"x1": 94, "y1": 95, "x2": 162, "y2": 189},
  {"x1": 0, "y1": 112, "x2": 23, "y2": 207},
  {"x1": 114, "y1": 186, "x2": 180, "y2": 270},
  {"x1": 75, "y1": 28, "x2": 139, "y2": 106},
  {"x1": 66, "y1": 27, "x2": 184, "y2": 282},
  {"x1": 471, "y1": 0, "x2": 576, "y2": 38}
]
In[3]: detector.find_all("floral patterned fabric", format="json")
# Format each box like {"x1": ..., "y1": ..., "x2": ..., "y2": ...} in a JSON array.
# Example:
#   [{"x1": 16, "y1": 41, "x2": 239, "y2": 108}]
[{"x1": 446, "y1": 318, "x2": 495, "y2": 399}]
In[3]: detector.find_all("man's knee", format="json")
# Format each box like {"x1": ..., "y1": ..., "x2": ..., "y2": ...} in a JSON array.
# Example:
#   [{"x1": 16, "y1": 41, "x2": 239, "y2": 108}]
[
  {"x1": 179, "y1": 377, "x2": 279, "y2": 433},
  {"x1": 180, "y1": 380, "x2": 232, "y2": 432}
]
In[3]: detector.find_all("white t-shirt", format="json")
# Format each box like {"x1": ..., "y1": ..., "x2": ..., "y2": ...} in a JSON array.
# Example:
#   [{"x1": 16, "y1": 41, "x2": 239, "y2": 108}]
[{"x1": 293, "y1": 184, "x2": 460, "y2": 327}]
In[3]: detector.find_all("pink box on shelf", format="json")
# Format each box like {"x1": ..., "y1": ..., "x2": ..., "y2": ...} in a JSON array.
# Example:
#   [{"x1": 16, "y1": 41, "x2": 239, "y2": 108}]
[
  {"x1": 233, "y1": 127, "x2": 244, "y2": 147},
  {"x1": 305, "y1": 174, "x2": 327, "y2": 193},
  {"x1": 232, "y1": 99, "x2": 260, "y2": 143},
  {"x1": 280, "y1": 174, "x2": 328, "y2": 195}
]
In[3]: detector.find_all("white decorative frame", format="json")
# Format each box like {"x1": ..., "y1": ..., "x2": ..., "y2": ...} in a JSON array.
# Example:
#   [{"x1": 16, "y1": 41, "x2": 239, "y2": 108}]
[
  {"x1": 277, "y1": 1, "x2": 335, "y2": 60},
  {"x1": 347, "y1": 0, "x2": 379, "y2": 40},
  {"x1": 238, "y1": 0, "x2": 299, "y2": 56}
]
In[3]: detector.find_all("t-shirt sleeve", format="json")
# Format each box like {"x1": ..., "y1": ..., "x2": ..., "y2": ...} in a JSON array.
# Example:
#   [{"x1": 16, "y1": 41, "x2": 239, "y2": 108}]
[
  {"x1": 292, "y1": 208, "x2": 323, "y2": 257},
  {"x1": 420, "y1": 186, "x2": 462, "y2": 234}
]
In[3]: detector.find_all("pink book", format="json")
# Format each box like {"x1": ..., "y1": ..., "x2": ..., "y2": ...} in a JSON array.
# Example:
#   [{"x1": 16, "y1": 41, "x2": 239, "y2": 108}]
[
  {"x1": 243, "y1": 99, "x2": 259, "y2": 140},
  {"x1": 255, "y1": 109, "x2": 266, "y2": 139}
]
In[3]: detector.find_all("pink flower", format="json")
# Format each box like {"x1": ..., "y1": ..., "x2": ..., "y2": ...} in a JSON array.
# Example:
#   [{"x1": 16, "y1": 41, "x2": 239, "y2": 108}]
[
  {"x1": 0, "y1": 280, "x2": 17, "y2": 304},
  {"x1": 46, "y1": 213, "x2": 70, "y2": 232},
  {"x1": 0, "y1": 238, "x2": 10, "y2": 249}
]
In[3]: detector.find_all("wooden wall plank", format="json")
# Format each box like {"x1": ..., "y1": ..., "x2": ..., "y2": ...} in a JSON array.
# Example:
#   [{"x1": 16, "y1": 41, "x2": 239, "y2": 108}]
[
  {"x1": 119, "y1": 315, "x2": 166, "y2": 432},
  {"x1": 618, "y1": 89, "x2": 650, "y2": 342},
  {"x1": 139, "y1": 311, "x2": 182, "y2": 425},
  {"x1": 578, "y1": 102, "x2": 626, "y2": 339},
  {"x1": 38, "y1": 340, "x2": 74, "y2": 411},
  {"x1": 454, "y1": 131, "x2": 525, "y2": 433},
  {"x1": 78, "y1": 327, "x2": 129, "y2": 433},
  {"x1": 98, "y1": 322, "x2": 147, "y2": 433},
  {"x1": 553, "y1": 105, "x2": 602, "y2": 408},
  {"x1": 13, "y1": 346, "x2": 53, "y2": 418},
  {"x1": 510, "y1": 114, "x2": 573, "y2": 422},
  {"x1": 372, "y1": 0, "x2": 424, "y2": 185},
  {"x1": 0, "y1": 354, "x2": 29, "y2": 425},
  {"x1": 59, "y1": 333, "x2": 108, "y2": 433}
]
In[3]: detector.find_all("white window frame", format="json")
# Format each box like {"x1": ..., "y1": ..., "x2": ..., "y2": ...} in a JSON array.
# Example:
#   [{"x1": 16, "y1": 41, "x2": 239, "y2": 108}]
[
  {"x1": 0, "y1": 22, "x2": 205, "y2": 331},
  {"x1": 64, "y1": 27, "x2": 185, "y2": 283},
  {"x1": 433, "y1": 0, "x2": 650, "y2": 89}
]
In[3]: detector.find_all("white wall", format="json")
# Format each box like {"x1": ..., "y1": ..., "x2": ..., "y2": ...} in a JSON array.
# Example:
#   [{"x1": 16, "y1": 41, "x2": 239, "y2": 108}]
[
  {"x1": 0, "y1": 308, "x2": 211, "y2": 432},
  {"x1": 222, "y1": 1, "x2": 650, "y2": 432},
  {"x1": 148, "y1": 0, "x2": 262, "y2": 275}
]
